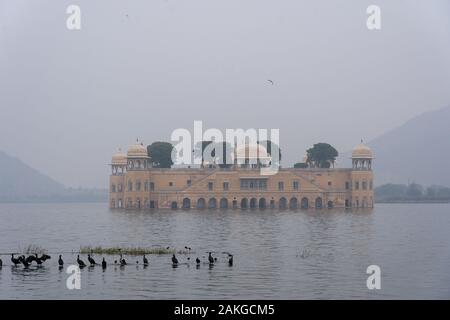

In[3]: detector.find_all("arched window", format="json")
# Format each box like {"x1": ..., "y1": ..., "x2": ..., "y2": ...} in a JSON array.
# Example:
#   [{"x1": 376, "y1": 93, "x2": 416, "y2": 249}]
[
  {"x1": 220, "y1": 198, "x2": 228, "y2": 209},
  {"x1": 259, "y1": 198, "x2": 266, "y2": 209},
  {"x1": 315, "y1": 197, "x2": 323, "y2": 209},
  {"x1": 182, "y1": 198, "x2": 191, "y2": 209},
  {"x1": 197, "y1": 198, "x2": 206, "y2": 209}
]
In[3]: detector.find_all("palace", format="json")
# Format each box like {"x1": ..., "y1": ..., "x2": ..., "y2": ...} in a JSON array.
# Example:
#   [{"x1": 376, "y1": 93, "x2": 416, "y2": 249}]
[{"x1": 109, "y1": 142, "x2": 374, "y2": 210}]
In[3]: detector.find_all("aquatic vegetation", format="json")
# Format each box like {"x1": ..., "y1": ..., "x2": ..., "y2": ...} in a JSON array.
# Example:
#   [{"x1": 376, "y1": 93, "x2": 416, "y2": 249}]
[
  {"x1": 79, "y1": 246, "x2": 191, "y2": 255},
  {"x1": 22, "y1": 244, "x2": 48, "y2": 255}
]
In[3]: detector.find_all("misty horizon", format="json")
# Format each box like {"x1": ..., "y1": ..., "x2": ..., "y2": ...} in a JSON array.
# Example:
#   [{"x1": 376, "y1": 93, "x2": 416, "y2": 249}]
[{"x1": 1, "y1": 0, "x2": 449, "y2": 188}]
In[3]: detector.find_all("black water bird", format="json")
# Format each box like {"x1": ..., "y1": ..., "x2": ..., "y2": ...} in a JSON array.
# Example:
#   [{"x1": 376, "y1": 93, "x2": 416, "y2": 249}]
[
  {"x1": 25, "y1": 255, "x2": 36, "y2": 264},
  {"x1": 20, "y1": 256, "x2": 30, "y2": 268},
  {"x1": 58, "y1": 255, "x2": 64, "y2": 266},
  {"x1": 208, "y1": 252, "x2": 214, "y2": 264},
  {"x1": 41, "y1": 254, "x2": 51, "y2": 261},
  {"x1": 34, "y1": 254, "x2": 43, "y2": 266},
  {"x1": 172, "y1": 254, "x2": 178, "y2": 264},
  {"x1": 196, "y1": 257, "x2": 200, "y2": 264},
  {"x1": 88, "y1": 254, "x2": 97, "y2": 265},
  {"x1": 143, "y1": 255, "x2": 148, "y2": 266},
  {"x1": 77, "y1": 255, "x2": 86, "y2": 268},
  {"x1": 102, "y1": 258, "x2": 107, "y2": 269},
  {"x1": 11, "y1": 254, "x2": 21, "y2": 266},
  {"x1": 228, "y1": 255, "x2": 233, "y2": 266},
  {"x1": 120, "y1": 254, "x2": 127, "y2": 266},
  {"x1": 0, "y1": 258, "x2": 2, "y2": 267}
]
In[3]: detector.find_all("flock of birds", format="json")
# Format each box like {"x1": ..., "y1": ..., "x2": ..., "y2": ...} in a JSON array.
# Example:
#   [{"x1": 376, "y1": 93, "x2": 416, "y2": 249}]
[{"x1": 0, "y1": 251, "x2": 234, "y2": 269}]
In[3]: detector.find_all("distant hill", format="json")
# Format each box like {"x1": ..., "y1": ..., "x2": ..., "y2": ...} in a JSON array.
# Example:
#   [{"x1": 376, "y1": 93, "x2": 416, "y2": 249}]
[
  {"x1": 367, "y1": 106, "x2": 450, "y2": 186},
  {"x1": 0, "y1": 151, "x2": 107, "y2": 202}
]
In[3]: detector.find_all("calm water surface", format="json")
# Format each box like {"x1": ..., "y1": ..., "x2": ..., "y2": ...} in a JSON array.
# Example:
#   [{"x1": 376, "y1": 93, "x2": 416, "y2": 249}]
[{"x1": 0, "y1": 203, "x2": 449, "y2": 299}]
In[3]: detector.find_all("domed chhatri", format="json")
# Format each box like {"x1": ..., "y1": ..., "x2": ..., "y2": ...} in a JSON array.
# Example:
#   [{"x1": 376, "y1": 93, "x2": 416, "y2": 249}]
[
  {"x1": 111, "y1": 148, "x2": 127, "y2": 165},
  {"x1": 351, "y1": 141, "x2": 373, "y2": 159},
  {"x1": 127, "y1": 140, "x2": 149, "y2": 158},
  {"x1": 109, "y1": 140, "x2": 375, "y2": 210},
  {"x1": 351, "y1": 140, "x2": 373, "y2": 170}
]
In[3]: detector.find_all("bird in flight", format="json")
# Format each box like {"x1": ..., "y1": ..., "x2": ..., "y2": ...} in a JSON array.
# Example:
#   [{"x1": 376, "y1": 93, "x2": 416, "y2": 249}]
[{"x1": 267, "y1": 79, "x2": 274, "y2": 85}]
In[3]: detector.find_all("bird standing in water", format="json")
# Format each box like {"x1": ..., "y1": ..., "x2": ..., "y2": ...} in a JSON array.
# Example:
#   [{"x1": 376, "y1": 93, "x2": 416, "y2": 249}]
[
  {"x1": 102, "y1": 258, "x2": 107, "y2": 269},
  {"x1": 88, "y1": 254, "x2": 97, "y2": 266},
  {"x1": 208, "y1": 252, "x2": 214, "y2": 264},
  {"x1": 34, "y1": 254, "x2": 43, "y2": 266},
  {"x1": 11, "y1": 254, "x2": 21, "y2": 267},
  {"x1": 172, "y1": 254, "x2": 178, "y2": 265},
  {"x1": 196, "y1": 257, "x2": 200, "y2": 265},
  {"x1": 120, "y1": 254, "x2": 127, "y2": 266},
  {"x1": 143, "y1": 255, "x2": 148, "y2": 266},
  {"x1": 0, "y1": 258, "x2": 2, "y2": 268},
  {"x1": 58, "y1": 255, "x2": 64, "y2": 267},
  {"x1": 77, "y1": 255, "x2": 86, "y2": 268},
  {"x1": 228, "y1": 254, "x2": 233, "y2": 266},
  {"x1": 19, "y1": 256, "x2": 30, "y2": 268}
]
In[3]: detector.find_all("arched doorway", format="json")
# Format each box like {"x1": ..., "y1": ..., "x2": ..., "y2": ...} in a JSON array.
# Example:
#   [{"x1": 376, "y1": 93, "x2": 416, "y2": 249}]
[
  {"x1": 315, "y1": 197, "x2": 323, "y2": 209},
  {"x1": 241, "y1": 198, "x2": 248, "y2": 209},
  {"x1": 289, "y1": 197, "x2": 298, "y2": 209},
  {"x1": 259, "y1": 198, "x2": 266, "y2": 209},
  {"x1": 250, "y1": 198, "x2": 257, "y2": 208},
  {"x1": 208, "y1": 198, "x2": 217, "y2": 209},
  {"x1": 197, "y1": 198, "x2": 206, "y2": 209},
  {"x1": 327, "y1": 200, "x2": 333, "y2": 209},
  {"x1": 301, "y1": 197, "x2": 309, "y2": 209},
  {"x1": 171, "y1": 201, "x2": 178, "y2": 209},
  {"x1": 182, "y1": 198, "x2": 191, "y2": 209},
  {"x1": 279, "y1": 197, "x2": 287, "y2": 209},
  {"x1": 220, "y1": 198, "x2": 228, "y2": 209}
]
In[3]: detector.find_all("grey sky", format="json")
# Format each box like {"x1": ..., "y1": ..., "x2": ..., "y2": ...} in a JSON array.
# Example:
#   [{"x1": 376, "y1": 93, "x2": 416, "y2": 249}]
[{"x1": 1, "y1": 0, "x2": 449, "y2": 188}]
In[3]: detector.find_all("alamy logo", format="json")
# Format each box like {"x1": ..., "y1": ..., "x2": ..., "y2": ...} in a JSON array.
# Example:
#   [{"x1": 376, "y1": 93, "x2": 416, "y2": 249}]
[
  {"x1": 66, "y1": 265, "x2": 81, "y2": 290},
  {"x1": 170, "y1": 121, "x2": 280, "y2": 175},
  {"x1": 366, "y1": 265, "x2": 381, "y2": 290},
  {"x1": 366, "y1": 5, "x2": 381, "y2": 30},
  {"x1": 66, "y1": 5, "x2": 81, "y2": 30}
]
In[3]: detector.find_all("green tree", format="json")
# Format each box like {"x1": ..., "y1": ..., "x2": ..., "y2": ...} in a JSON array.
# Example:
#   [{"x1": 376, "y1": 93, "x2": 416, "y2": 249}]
[
  {"x1": 294, "y1": 162, "x2": 308, "y2": 168},
  {"x1": 306, "y1": 143, "x2": 338, "y2": 168},
  {"x1": 147, "y1": 142, "x2": 174, "y2": 168}
]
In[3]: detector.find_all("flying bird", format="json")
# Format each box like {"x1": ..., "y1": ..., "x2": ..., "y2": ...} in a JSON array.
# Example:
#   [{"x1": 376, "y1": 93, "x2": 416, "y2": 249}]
[{"x1": 267, "y1": 79, "x2": 274, "y2": 85}]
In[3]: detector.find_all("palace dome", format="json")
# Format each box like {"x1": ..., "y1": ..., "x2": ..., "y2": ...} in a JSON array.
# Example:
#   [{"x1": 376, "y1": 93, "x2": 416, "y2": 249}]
[
  {"x1": 351, "y1": 142, "x2": 373, "y2": 159},
  {"x1": 235, "y1": 143, "x2": 271, "y2": 162},
  {"x1": 127, "y1": 141, "x2": 149, "y2": 158},
  {"x1": 111, "y1": 148, "x2": 127, "y2": 165}
]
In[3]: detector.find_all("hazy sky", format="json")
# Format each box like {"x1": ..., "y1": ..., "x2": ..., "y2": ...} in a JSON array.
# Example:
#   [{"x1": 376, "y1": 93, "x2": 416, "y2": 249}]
[{"x1": 1, "y1": 0, "x2": 449, "y2": 188}]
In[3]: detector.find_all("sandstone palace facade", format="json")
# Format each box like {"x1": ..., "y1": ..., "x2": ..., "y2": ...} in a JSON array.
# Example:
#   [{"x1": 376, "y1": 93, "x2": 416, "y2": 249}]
[{"x1": 109, "y1": 142, "x2": 374, "y2": 210}]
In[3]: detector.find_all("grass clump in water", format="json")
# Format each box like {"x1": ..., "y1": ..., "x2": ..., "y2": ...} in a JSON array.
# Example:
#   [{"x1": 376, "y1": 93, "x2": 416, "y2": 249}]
[
  {"x1": 79, "y1": 246, "x2": 190, "y2": 255},
  {"x1": 23, "y1": 244, "x2": 48, "y2": 255}
]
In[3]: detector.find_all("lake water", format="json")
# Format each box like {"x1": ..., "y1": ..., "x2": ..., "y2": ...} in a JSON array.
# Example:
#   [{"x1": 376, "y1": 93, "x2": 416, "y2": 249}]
[{"x1": 0, "y1": 202, "x2": 449, "y2": 299}]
